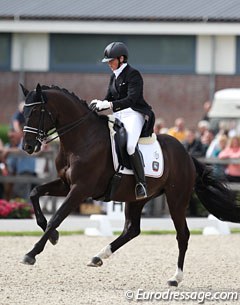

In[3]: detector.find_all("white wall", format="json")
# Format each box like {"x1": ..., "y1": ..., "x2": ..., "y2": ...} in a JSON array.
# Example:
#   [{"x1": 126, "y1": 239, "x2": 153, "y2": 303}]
[
  {"x1": 196, "y1": 36, "x2": 212, "y2": 74},
  {"x1": 215, "y1": 36, "x2": 236, "y2": 74},
  {"x1": 196, "y1": 35, "x2": 236, "y2": 74},
  {"x1": 11, "y1": 33, "x2": 49, "y2": 71}
]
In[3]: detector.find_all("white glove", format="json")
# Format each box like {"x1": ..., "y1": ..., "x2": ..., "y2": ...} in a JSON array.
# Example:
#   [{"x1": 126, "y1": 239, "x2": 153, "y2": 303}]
[
  {"x1": 89, "y1": 99, "x2": 99, "y2": 110},
  {"x1": 90, "y1": 99, "x2": 111, "y2": 111},
  {"x1": 96, "y1": 100, "x2": 111, "y2": 111}
]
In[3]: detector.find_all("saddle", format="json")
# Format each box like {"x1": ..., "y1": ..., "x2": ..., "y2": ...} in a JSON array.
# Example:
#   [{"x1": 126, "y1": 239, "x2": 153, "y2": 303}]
[{"x1": 101, "y1": 116, "x2": 163, "y2": 202}]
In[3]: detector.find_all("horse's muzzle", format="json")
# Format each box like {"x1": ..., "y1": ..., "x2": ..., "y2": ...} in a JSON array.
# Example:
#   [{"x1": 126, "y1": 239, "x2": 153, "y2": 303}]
[{"x1": 22, "y1": 140, "x2": 41, "y2": 154}]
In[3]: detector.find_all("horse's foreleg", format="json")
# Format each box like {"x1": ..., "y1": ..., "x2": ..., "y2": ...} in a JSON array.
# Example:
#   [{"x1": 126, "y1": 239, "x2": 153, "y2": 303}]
[
  {"x1": 30, "y1": 178, "x2": 70, "y2": 245},
  {"x1": 88, "y1": 200, "x2": 146, "y2": 267},
  {"x1": 22, "y1": 185, "x2": 80, "y2": 265}
]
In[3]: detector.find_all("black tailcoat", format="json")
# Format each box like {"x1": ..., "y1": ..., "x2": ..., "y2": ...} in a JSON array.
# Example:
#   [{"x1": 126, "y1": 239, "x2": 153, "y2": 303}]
[{"x1": 104, "y1": 64, "x2": 155, "y2": 137}]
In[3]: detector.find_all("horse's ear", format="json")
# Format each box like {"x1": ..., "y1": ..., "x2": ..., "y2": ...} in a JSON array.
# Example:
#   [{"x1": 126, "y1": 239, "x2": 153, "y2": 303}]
[
  {"x1": 20, "y1": 83, "x2": 29, "y2": 97},
  {"x1": 36, "y1": 83, "x2": 42, "y2": 93},
  {"x1": 36, "y1": 83, "x2": 42, "y2": 99}
]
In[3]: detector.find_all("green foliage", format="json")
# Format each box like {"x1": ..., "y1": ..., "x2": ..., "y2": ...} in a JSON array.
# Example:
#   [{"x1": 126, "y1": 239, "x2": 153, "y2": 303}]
[{"x1": 0, "y1": 124, "x2": 9, "y2": 144}]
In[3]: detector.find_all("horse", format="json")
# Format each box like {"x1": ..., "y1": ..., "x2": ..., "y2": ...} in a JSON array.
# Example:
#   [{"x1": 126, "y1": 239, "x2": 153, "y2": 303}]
[{"x1": 20, "y1": 83, "x2": 240, "y2": 287}]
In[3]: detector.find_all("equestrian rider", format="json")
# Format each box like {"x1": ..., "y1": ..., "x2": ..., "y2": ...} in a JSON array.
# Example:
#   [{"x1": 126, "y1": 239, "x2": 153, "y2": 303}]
[{"x1": 90, "y1": 42, "x2": 155, "y2": 200}]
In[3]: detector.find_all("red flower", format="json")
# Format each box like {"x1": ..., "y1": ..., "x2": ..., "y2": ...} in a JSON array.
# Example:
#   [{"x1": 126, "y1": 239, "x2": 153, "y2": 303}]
[{"x1": 0, "y1": 199, "x2": 33, "y2": 219}]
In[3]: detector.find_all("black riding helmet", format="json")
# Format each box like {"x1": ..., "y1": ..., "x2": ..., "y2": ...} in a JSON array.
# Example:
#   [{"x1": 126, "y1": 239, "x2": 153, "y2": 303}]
[{"x1": 102, "y1": 42, "x2": 128, "y2": 63}]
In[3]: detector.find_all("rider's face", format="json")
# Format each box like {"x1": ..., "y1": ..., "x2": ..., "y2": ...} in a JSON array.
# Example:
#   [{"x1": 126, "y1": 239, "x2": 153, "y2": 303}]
[
  {"x1": 108, "y1": 56, "x2": 124, "y2": 71},
  {"x1": 108, "y1": 58, "x2": 119, "y2": 71}
]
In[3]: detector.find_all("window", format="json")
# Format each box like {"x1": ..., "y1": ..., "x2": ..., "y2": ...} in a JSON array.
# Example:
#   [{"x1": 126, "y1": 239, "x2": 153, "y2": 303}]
[
  {"x1": 0, "y1": 33, "x2": 11, "y2": 70},
  {"x1": 128, "y1": 35, "x2": 196, "y2": 73},
  {"x1": 236, "y1": 37, "x2": 240, "y2": 74},
  {"x1": 50, "y1": 34, "x2": 196, "y2": 73}
]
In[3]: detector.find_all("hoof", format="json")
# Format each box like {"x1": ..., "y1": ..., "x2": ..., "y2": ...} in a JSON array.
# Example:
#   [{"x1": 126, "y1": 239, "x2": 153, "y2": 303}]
[
  {"x1": 49, "y1": 230, "x2": 59, "y2": 245},
  {"x1": 87, "y1": 256, "x2": 103, "y2": 267},
  {"x1": 21, "y1": 254, "x2": 36, "y2": 265},
  {"x1": 167, "y1": 280, "x2": 178, "y2": 287}
]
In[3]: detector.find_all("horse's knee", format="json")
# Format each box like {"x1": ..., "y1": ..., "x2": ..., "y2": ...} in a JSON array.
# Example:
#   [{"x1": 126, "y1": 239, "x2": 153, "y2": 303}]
[
  {"x1": 37, "y1": 218, "x2": 47, "y2": 230},
  {"x1": 124, "y1": 224, "x2": 141, "y2": 239},
  {"x1": 30, "y1": 186, "x2": 39, "y2": 199}
]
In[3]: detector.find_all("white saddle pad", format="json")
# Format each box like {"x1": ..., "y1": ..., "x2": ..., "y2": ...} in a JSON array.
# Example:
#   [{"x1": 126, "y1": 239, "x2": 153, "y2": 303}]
[{"x1": 108, "y1": 117, "x2": 164, "y2": 178}]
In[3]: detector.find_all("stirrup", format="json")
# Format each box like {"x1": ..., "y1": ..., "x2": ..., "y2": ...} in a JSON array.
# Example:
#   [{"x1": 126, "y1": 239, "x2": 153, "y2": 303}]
[{"x1": 135, "y1": 182, "x2": 147, "y2": 200}]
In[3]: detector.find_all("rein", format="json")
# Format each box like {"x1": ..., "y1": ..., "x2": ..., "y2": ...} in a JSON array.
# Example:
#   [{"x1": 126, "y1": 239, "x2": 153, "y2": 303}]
[
  {"x1": 23, "y1": 98, "x2": 92, "y2": 144},
  {"x1": 45, "y1": 112, "x2": 92, "y2": 143}
]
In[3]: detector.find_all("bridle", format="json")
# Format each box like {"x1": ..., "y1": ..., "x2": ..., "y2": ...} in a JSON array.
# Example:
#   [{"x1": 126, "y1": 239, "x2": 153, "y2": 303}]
[{"x1": 23, "y1": 93, "x2": 92, "y2": 145}]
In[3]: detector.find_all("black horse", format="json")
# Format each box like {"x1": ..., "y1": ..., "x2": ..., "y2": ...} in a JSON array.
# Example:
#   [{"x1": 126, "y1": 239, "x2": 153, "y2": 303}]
[{"x1": 21, "y1": 84, "x2": 240, "y2": 286}]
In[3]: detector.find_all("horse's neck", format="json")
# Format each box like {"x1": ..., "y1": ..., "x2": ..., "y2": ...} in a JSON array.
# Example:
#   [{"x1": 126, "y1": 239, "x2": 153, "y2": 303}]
[{"x1": 58, "y1": 112, "x2": 109, "y2": 153}]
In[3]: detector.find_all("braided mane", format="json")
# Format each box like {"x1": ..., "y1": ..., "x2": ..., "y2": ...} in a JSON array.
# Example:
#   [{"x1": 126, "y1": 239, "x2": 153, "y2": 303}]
[
  {"x1": 41, "y1": 85, "x2": 88, "y2": 108},
  {"x1": 40, "y1": 84, "x2": 108, "y2": 122}
]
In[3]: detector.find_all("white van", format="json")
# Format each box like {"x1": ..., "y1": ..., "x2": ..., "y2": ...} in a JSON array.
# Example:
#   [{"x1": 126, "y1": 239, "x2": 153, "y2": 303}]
[
  {"x1": 208, "y1": 89, "x2": 240, "y2": 118},
  {"x1": 208, "y1": 89, "x2": 240, "y2": 133}
]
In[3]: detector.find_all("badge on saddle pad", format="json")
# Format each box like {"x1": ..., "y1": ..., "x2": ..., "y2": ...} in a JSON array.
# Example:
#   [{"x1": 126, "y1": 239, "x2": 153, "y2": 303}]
[{"x1": 152, "y1": 161, "x2": 159, "y2": 172}]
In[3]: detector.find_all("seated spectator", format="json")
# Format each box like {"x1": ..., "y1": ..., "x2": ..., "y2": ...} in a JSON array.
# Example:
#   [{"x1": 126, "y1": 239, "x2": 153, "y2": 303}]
[
  {"x1": 154, "y1": 118, "x2": 168, "y2": 135},
  {"x1": 197, "y1": 120, "x2": 210, "y2": 138},
  {"x1": 218, "y1": 136, "x2": 240, "y2": 182},
  {"x1": 3, "y1": 131, "x2": 36, "y2": 200},
  {"x1": 200, "y1": 129, "x2": 215, "y2": 156},
  {"x1": 182, "y1": 129, "x2": 205, "y2": 158},
  {"x1": 0, "y1": 138, "x2": 6, "y2": 198},
  {"x1": 211, "y1": 134, "x2": 228, "y2": 157},
  {"x1": 208, "y1": 134, "x2": 228, "y2": 180},
  {"x1": 168, "y1": 117, "x2": 187, "y2": 143}
]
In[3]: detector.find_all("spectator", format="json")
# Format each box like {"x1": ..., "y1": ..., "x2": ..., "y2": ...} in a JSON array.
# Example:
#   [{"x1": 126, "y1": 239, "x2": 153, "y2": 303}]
[
  {"x1": 0, "y1": 138, "x2": 7, "y2": 198},
  {"x1": 197, "y1": 120, "x2": 210, "y2": 138},
  {"x1": 168, "y1": 117, "x2": 187, "y2": 143},
  {"x1": 182, "y1": 129, "x2": 204, "y2": 216},
  {"x1": 182, "y1": 129, "x2": 205, "y2": 158},
  {"x1": 218, "y1": 136, "x2": 240, "y2": 182},
  {"x1": 10, "y1": 101, "x2": 25, "y2": 136},
  {"x1": 153, "y1": 118, "x2": 168, "y2": 135},
  {"x1": 201, "y1": 100, "x2": 211, "y2": 121},
  {"x1": 207, "y1": 134, "x2": 228, "y2": 180},
  {"x1": 3, "y1": 131, "x2": 36, "y2": 201},
  {"x1": 201, "y1": 129, "x2": 215, "y2": 156},
  {"x1": 211, "y1": 134, "x2": 228, "y2": 157}
]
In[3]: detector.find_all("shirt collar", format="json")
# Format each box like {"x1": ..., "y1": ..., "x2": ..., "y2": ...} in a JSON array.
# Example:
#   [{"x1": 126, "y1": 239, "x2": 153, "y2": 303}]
[{"x1": 113, "y1": 63, "x2": 128, "y2": 79}]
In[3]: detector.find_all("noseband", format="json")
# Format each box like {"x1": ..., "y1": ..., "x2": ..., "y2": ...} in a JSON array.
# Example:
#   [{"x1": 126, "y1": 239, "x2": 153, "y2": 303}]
[{"x1": 23, "y1": 93, "x2": 92, "y2": 145}]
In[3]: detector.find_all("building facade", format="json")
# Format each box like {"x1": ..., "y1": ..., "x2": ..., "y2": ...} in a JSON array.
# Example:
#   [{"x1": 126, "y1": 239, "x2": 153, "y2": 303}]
[{"x1": 1, "y1": 0, "x2": 240, "y2": 128}]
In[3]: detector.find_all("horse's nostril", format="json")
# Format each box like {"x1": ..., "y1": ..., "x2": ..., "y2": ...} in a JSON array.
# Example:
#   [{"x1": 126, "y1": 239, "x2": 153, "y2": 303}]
[{"x1": 24, "y1": 143, "x2": 33, "y2": 152}]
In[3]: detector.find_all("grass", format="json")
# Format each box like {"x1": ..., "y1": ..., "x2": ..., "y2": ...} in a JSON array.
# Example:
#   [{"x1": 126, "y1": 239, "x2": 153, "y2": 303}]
[
  {"x1": 0, "y1": 230, "x2": 84, "y2": 237},
  {"x1": 0, "y1": 229, "x2": 239, "y2": 237},
  {"x1": 114, "y1": 230, "x2": 203, "y2": 235}
]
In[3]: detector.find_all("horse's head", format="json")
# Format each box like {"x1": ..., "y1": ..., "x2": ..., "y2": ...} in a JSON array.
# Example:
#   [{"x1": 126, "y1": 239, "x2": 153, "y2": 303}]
[{"x1": 21, "y1": 83, "x2": 56, "y2": 154}]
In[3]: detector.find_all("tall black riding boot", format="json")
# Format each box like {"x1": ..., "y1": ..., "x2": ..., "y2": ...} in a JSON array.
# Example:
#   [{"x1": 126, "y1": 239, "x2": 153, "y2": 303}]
[{"x1": 129, "y1": 147, "x2": 148, "y2": 200}]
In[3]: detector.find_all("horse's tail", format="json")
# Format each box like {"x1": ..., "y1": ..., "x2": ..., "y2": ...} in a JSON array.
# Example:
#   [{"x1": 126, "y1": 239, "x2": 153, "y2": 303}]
[{"x1": 192, "y1": 157, "x2": 240, "y2": 223}]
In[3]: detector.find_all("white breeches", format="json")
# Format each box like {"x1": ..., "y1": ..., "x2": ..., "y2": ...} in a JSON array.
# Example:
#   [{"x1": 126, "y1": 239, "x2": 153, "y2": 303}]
[{"x1": 114, "y1": 108, "x2": 145, "y2": 155}]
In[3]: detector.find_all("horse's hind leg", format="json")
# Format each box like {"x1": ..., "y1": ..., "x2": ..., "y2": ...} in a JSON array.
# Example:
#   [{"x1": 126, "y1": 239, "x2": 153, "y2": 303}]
[
  {"x1": 87, "y1": 200, "x2": 147, "y2": 267},
  {"x1": 165, "y1": 189, "x2": 190, "y2": 287},
  {"x1": 30, "y1": 178, "x2": 69, "y2": 245}
]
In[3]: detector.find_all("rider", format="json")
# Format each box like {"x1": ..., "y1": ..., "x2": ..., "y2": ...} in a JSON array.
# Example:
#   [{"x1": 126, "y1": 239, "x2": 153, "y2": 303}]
[{"x1": 90, "y1": 42, "x2": 155, "y2": 200}]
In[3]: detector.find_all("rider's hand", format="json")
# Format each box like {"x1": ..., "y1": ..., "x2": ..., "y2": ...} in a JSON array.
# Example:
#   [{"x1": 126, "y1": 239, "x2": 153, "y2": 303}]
[{"x1": 90, "y1": 99, "x2": 111, "y2": 111}]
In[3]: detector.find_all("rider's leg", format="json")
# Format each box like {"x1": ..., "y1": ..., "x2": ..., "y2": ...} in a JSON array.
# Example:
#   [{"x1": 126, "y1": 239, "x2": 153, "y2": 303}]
[
  {"x1": 119, "y1": 110, "x2": 147, "y2": 199},
  {"x1": 129, "y1": 146, "x2": 147, "y2": 199}
]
